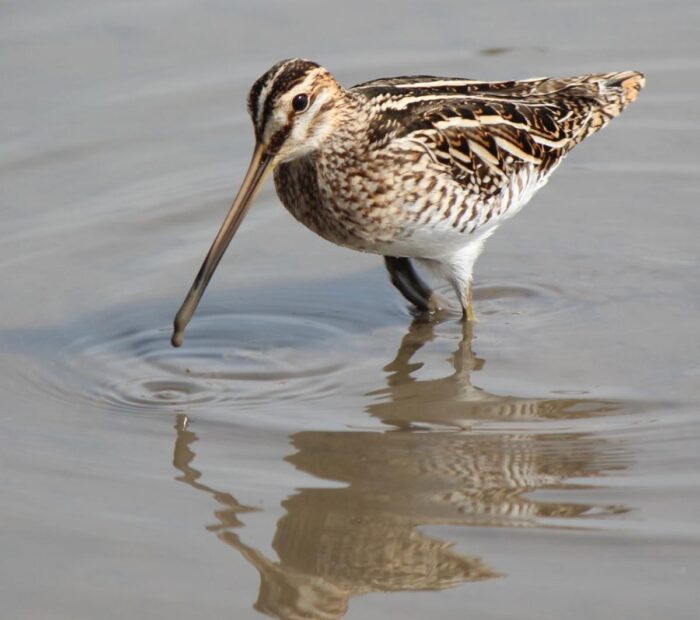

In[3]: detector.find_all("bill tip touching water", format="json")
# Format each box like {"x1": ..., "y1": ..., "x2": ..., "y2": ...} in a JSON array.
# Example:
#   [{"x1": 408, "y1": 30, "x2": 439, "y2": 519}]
[{"x1": 170, "y1": 59, "x2": 644, "y2": 347}]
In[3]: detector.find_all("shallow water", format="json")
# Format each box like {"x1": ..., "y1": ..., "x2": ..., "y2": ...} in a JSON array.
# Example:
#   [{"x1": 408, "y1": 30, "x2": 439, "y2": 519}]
[{"x1": 2, "y1": 1, "x2": 700, "y2": 618}]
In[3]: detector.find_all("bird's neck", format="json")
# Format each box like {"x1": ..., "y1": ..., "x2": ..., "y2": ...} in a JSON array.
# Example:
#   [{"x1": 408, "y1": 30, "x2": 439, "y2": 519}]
[{"x1": 320, "y1": 90, "x2": 372, "y2": 160}]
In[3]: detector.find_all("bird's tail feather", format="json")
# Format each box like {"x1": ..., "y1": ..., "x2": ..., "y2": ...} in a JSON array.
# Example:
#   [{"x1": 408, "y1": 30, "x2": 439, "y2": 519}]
[{"x1": 571, "y1": 71, "x2": 645, "y2": 142}]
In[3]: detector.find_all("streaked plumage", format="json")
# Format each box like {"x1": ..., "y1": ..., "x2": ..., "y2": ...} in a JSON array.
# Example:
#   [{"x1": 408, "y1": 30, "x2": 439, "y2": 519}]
[{"x1": 172, "y1": 59, "x2": 644, "y2": 346}]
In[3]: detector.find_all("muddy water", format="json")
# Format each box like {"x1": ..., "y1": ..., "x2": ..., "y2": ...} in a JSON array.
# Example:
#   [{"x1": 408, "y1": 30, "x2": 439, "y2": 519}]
[{"x1": 2, "y1": 1, "x2": 700, "y2": 618}]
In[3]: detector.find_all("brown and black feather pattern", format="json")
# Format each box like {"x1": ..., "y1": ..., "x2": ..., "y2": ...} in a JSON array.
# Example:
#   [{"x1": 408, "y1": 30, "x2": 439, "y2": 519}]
[
  {"x1": 353, "y1": 72, "x2": 644, "y2": 200},
  {"x1": 260, "y1": 60, "x2": 644, "y2": 312}
]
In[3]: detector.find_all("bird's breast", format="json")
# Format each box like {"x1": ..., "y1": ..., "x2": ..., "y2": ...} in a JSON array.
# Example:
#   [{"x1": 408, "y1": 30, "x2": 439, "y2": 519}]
[
  {"x1": 274, "y1": 152, "x2": 414, "y2": 253},
  {"x1": 274, "y1": 145, "x2": 455, "y2": 251}
]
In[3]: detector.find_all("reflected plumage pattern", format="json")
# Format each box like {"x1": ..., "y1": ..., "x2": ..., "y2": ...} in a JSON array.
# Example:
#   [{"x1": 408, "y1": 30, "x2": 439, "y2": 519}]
[
  {"x1": 171, "y1": 323, "x2": 631, "y2": 620},
  {"x1": 171, "y1": 60, "x2": 644, "y2": 344}
]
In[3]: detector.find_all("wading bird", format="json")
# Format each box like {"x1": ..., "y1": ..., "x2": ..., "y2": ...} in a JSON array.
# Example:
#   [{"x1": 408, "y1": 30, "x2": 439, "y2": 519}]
[{"x1": 171, "y1": 59, "x2": 643, "y2": 346}]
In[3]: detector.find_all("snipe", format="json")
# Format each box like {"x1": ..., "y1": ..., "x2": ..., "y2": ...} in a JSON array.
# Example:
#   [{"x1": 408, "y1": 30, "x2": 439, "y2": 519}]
[{"x1": 171, "y1": 59, "x2": 644, "y2": 346}]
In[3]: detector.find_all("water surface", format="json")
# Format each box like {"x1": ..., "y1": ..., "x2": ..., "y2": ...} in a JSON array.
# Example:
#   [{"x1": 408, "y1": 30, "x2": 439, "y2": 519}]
[{"x1": 2, "y1": 1, "x2": 699, "y2": 618}]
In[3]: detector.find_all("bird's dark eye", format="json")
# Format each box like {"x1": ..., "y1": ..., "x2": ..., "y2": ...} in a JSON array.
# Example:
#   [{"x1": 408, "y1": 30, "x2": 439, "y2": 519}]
[{"x1": 292, "y1": 93, "x2": 309, "y2": 113}]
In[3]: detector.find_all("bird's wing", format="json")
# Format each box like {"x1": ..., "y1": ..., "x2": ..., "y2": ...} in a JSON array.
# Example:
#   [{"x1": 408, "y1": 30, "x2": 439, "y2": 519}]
[{"x1": 352, "y1": 73, "x2": 644, "y2": 185}]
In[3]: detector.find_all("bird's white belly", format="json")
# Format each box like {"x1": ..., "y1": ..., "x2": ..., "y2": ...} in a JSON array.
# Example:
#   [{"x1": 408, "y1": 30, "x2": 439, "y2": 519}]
[{"x1": 356, "y1": 163, "x2": 553, "y2": 260}]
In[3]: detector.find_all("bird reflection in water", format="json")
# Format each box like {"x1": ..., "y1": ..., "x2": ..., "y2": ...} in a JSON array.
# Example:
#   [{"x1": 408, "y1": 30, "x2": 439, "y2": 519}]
[{"x1": 172, "y1": 322, "x2": 630, "y2": 620}]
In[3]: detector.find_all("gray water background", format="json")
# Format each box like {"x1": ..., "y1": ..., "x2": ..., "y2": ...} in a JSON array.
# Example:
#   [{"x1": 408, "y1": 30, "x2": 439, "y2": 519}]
[{"x1": 1, "y1": 1, "x2": 699, "y2": 618}]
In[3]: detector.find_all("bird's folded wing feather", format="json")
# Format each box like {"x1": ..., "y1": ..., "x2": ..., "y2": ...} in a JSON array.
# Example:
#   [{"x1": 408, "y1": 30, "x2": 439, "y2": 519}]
[{"x1": 352, "y1": 72, "x2": 643, "y2": 185}]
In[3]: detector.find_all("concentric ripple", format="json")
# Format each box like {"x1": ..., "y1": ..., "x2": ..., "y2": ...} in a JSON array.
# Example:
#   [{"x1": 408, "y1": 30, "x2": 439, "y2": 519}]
[
  {"x1": 54, "y1": 312, "x2": 357, "y2": 414},
  {"x1": 399, "y1": 280, "x2": 577, "y2": 320},
  {"x1": 38, "y1": 282, "x2": 577, "y2": 416},
  {"x1": 474, "y1": 281, "x2": 577, "y2": 318}
]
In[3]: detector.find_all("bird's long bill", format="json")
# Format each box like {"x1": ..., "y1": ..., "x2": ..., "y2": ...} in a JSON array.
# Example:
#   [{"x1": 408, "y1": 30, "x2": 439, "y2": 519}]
[{"x1": 171, "y1": 143, "x2": 272, "y2": 347}]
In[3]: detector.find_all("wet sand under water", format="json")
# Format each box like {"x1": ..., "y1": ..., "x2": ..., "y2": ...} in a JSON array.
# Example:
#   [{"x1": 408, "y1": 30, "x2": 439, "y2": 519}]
[{"x1": 1, "y1": 1, "x2": 700, "y2": 619}]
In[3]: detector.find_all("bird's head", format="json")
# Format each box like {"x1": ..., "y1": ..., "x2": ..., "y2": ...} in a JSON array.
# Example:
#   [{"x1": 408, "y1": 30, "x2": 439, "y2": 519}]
[
  {"x1": 248, "y1": 58, "x2": 343, "y2": 164},
  {"x1": 171, "y1": 59, "x2": 344, "y2": 346}
]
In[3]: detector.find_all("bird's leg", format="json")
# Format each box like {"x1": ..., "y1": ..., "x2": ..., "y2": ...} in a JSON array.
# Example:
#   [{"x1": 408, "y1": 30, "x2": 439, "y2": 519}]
[
  {"x1": 447, "y1": 272, "x2": 477, "y2": 322},
  {"x1": 383, "y1": 256, "x2": 437, "y2": 313},
  {"x1": 462, "y1": 283, "x2": 477, "y2": 322},
  {"x1": 442, "y1": 240, "x2": 490, "y2": 322}
]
